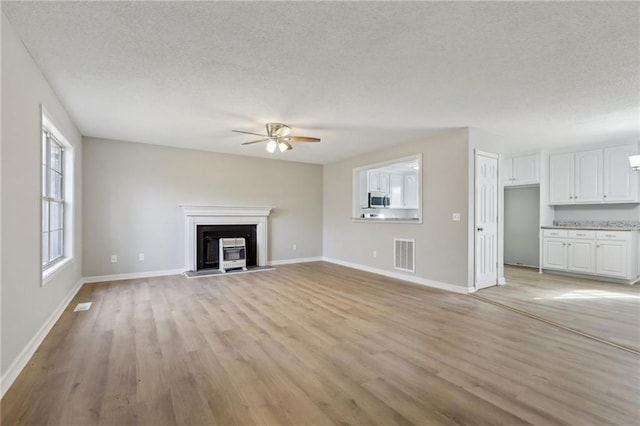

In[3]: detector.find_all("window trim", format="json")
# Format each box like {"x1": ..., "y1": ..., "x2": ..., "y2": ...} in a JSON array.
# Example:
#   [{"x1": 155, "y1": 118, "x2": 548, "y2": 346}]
[{"x1": 41, "y1": 106, "x2": 74, "y2": 285}]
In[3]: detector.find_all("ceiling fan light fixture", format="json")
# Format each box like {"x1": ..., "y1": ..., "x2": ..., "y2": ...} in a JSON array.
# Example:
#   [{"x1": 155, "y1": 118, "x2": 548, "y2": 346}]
[
  {"x1": 278, "y1": 141, "x2": 289, "y2": 152},
  {"x1": 266, "y1": 139, "x2": 277, "y2": 153}
]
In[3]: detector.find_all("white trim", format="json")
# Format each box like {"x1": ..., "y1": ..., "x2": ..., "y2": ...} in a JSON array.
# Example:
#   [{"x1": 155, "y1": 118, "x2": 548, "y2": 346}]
[
  {"x1": 322, "y1": 257, "x2": 469, "y2": 294},
  {"x1": 180, "y1": 205, "x2": 272, "y2": 272},
  {"x1": 0, "y1": 278, "x2": 83, "y2": 398},
  {"x1": 42, "y1": 257, "x2": 74, "y2": 286},
  {"x1": 179, "y1": 205, "x2": 273, "y2": 217},
  {"x1": 82, "y1": 268, "x2": 184, "y2": 284},
  {"x1": 268, "y1": 257, "x2": 323, "y2": 266}
]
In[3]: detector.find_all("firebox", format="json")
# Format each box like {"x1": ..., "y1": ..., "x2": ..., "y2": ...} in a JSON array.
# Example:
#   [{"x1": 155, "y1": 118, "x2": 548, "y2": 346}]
[{"x1": 196, "y1": 225, "x2": 257, "y2": 271}]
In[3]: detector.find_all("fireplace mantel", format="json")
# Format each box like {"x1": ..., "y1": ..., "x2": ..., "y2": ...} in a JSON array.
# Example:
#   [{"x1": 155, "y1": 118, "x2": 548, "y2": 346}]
[{"x1": 180, "y1": 205, "x2": 273, "y2": 272}]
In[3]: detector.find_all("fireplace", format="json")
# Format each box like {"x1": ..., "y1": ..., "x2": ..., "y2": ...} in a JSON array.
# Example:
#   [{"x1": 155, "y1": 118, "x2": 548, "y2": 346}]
[
  {"x1": 196, "y1": 225, "x2": 256, "y2": 271},
  {"x1": 181, "y1": 205, "x2": 272, "y2": 273}
]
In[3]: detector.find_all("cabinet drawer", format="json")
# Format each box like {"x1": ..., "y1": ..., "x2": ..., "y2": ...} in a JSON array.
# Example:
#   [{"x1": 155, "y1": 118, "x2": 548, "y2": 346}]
[
  {"x1": 543, "y1": 229, "x2": 568, "y2": 238},
  {"x1": 596, "y1": 231, "x2": 630, "y2": 241},
  {"x1": 568, "y1": 230, "x2": 596, "y2": 239}
]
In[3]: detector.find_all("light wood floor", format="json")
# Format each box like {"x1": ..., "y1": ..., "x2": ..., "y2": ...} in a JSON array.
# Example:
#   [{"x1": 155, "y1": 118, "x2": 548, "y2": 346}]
[
  {"x1": 2, "y1": 262, "x2": 639, "y2": 425},
  {"x1": 478, "y1": 265, "x2": 640, "y2": 353}
]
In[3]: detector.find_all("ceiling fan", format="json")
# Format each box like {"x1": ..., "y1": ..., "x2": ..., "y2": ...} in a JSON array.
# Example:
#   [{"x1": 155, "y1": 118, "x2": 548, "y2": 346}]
[{"x1": 233, "y1": 123, "x2": 320, "y2": 153}]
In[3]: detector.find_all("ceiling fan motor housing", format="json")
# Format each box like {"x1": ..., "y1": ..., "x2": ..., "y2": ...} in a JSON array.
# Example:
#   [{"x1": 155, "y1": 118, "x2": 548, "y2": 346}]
[{"x1": 266, "y1": 122, "x2": 291, "y2": 138}]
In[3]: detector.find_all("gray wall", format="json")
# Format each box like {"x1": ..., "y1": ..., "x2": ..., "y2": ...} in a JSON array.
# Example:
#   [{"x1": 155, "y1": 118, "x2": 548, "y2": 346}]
[
  {"x1": 554, "y1": 204, "x2": 640, "y2": 222},
  {"x1": 82, "y1": 138, "x2": 323, "y2": 277},
  {"x1": 323, "y1": 129, "x2": 470, "y2": 289},
  {"x1": 504, "y1": 186, "x2": 540, "y2": 267},
  {"x1": 1, "y1": 13, "x2": 83, "y2": 378}
]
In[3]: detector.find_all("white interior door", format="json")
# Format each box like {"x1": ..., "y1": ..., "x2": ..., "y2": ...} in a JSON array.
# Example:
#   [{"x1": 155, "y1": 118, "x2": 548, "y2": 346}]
[{"x1": 475, "y1": 151, "x2": 499, "y2": 290}]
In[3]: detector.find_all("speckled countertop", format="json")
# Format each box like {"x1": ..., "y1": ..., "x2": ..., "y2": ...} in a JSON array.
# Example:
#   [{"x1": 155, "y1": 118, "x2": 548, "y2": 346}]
[{"x1": 541, "y1": 220, "x2": 640, "y2": 231}]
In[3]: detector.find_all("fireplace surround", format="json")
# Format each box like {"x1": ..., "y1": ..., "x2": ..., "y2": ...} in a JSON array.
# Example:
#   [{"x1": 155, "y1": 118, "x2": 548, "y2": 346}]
[{"x1": 181, "y1": 205, "x2": 272, "y2": 272}]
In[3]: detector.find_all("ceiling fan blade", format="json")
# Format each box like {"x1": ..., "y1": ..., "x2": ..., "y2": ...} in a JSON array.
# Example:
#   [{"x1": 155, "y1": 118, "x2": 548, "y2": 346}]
[
  {"x1": 233, "y1": 130, "x2": 267, "y2": 137},
  {"x1": 241, "y1": 138, "x2": 269, "y2": 145},
  {"x1": 283, "y1": 136, "x2": 321, "y2": 143}
]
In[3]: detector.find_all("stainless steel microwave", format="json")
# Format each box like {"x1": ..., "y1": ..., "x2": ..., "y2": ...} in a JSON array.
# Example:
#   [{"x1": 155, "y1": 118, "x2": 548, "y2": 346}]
[{"x1": 369, "y1": 192, "x2": 389, "y2": 208}]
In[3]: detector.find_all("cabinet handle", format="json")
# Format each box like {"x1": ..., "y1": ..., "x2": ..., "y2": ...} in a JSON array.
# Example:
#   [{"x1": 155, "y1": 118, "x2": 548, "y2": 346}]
[
  {"x1": 569, "y1": 196, "x2": 573, "y2": 199},
  {"x1": 605, "y1": 234, "x2": 615, "y2": 238},
  {"x1": 567, "y1": 243, "x2": 571, "y2": 246},
  {"x1": 576, "y1": 233, "x2": 585, "y2": 236},
  {"x1": 603, "y1": 195, "x2": 607, "y2": 198},
  {"x1": 597, "y1": 245, "x2": 600, "y2": 248}
]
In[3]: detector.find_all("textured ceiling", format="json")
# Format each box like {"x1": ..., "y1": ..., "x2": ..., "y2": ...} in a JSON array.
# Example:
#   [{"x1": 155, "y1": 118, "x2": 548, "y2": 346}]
[{"x1": 2, "y1": 2, "x2": 638, "y2": 164}]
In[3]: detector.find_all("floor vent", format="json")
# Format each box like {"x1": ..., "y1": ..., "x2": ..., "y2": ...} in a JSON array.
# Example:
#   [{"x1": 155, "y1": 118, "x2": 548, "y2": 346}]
[
  {"x1": 394, "y1": 238, "x2": 415, "y2": 272},
  {"x1": 73, "y1": 302, "x2": 92, "y2": 312}
]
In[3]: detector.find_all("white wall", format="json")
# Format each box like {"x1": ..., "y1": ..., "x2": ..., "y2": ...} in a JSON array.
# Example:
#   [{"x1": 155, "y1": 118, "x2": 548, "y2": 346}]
[
  {"x1": 82, "y1": 138, "x2": 323, "y2": 277},
  {"x1": 323, "y1": 129, "x2": 470, "y2": 291},
  {"x1": 1, "y1": 13, "x2": 83, "y2": 391}
]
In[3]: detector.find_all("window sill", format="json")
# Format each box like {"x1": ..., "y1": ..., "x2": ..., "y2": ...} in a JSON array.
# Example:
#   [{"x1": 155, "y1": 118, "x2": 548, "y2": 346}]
[
  {"x1": 42, "y1": 257, "x2": 74, "y2": 287},
  {"x1": 352, "y1": 217, "x2": 422, "y2": 224}
]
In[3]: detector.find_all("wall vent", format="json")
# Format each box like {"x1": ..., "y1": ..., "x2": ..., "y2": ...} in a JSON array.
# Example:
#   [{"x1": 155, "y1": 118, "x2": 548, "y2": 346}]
[{"x1": 394, "y1": 238, "x2": 415, "y2": 272}]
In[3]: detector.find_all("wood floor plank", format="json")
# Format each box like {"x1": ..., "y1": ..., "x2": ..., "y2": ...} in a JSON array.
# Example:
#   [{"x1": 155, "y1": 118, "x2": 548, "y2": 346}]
[
  {"x1": 2, "y1": 262, "x2": 639, "y2": 425},
  {"x1": 478, "y1": 265, "x2": 640, "y2": 352}
]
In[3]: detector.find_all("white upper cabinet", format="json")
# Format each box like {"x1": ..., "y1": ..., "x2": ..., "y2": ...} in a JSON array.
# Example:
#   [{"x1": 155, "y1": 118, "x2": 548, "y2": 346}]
[
  {"x1": 549, "y1": 153, "x2": 574, "y2": 203},
  {"x1": 574, "y1": 149, "x2": 602, "y2": 203},
  {"x1": 389, "y1": 173, "x2": 404, "y2": 207},
  {"x1": 503, "y1": 153, "x2": 539, "y2": 186},
  {"x1": 403, "y1": 173, "x2": 418, "y2": 208},
  {"x1": 549, "y1": 143, "x2": 638, "y2": 205},
  {"x1": 603, "y1": 144, "x2": 638, "y2": 202},
  {"x1": 368, "y1": 171, "x2": 390, "y2": 194}
]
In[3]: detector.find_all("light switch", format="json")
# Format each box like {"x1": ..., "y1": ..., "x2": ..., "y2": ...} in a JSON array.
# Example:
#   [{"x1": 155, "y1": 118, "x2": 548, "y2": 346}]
[{"x1": 452, "y1": 213, "x2": 461, "y2": 222}]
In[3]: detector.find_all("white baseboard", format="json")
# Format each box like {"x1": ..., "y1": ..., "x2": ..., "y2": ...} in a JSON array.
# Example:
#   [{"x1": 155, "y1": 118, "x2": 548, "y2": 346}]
[
  {"x1": 322, "y1": 257, "x2": 469, "y2": 294},
  {"x1": 0, "y1": 277, "x2": 83, "y2": 398},
  {"x1": 82, "y1": 268, "x2": 184, "y2": 284},
  {"x1": 268, "y1": 257, "x2": 323, "y2": 266}
]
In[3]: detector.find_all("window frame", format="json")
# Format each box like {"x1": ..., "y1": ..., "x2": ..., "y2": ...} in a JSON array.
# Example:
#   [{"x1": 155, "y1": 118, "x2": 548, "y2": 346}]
[
  {"x1": 42, "y1": 129, "x2": 65, "y2": 268},
  {"x1": 41, "y1": 106, "x2": 74, "y2": 285}
]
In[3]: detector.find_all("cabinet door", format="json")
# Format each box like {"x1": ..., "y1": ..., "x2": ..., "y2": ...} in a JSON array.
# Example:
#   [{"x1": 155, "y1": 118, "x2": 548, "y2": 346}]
[
  {"x1": 379, "y1": 173, "x2": 390, "y2": 193},
  {"x1": 574, "y1": 149, "x2": 602, "y2": 203},
  {"x1": 596, "y1": 241, "x2": 628, "y2": 278},
  {"x1": 389, "y1": 174, "x2": 404, "y2": 207},
  {"x1": 549, "y1": 154, "x2": 574, "y2": 204},
  {"x1": 603, "y1": 144, "x2": 638, "y2": 202},
  {"x1": 403, "y1": 174, "x2": 418, "y2": 208},
  {"x1": 502, "y1": 157, "x2": 514, "y2": 185},
  {"x1": 368, "y1": 172, "x2": 380, "y2": 192},
  {"x1": 543, "y1": 238, "x2": 567, "y2": 270},
  {"x1": 513, "y1": 154, "x2": 539, "y2": 185},
  {"x1": 567, "y1": 239, "x2": 596, "y2": 273}
]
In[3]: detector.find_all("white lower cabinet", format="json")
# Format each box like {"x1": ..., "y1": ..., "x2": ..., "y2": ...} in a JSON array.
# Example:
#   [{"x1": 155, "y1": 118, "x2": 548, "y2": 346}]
[
  {"x1": 595, "y1": 232, "x2": 630, "y2": 278},
  {"x1": 542, "y1": 229, "x2": 638, "y2": 282}
]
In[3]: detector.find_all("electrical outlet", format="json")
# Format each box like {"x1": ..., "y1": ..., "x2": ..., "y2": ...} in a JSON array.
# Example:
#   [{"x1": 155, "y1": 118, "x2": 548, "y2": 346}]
[
  {"x1": 453, "y1": 213, "x2": 461, "y2": 221},
  {"x1": 110, "y1": 255, "x2": 118, "y2": 263},
  {"x1": 292, "y1": 244, "x2": 297, "y2": 251},
  {"x1": 138, "y1": 253, "x2": 145, "y2": 261},
  {"x1": 373, "y1": 250, "x2": 377, "y2": 258}
]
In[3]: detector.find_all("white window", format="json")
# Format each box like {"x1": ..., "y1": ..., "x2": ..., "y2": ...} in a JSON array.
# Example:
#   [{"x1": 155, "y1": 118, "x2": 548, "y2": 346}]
[{"x1": 41, "y1": 108, "x2": 74, "y2": 282}]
